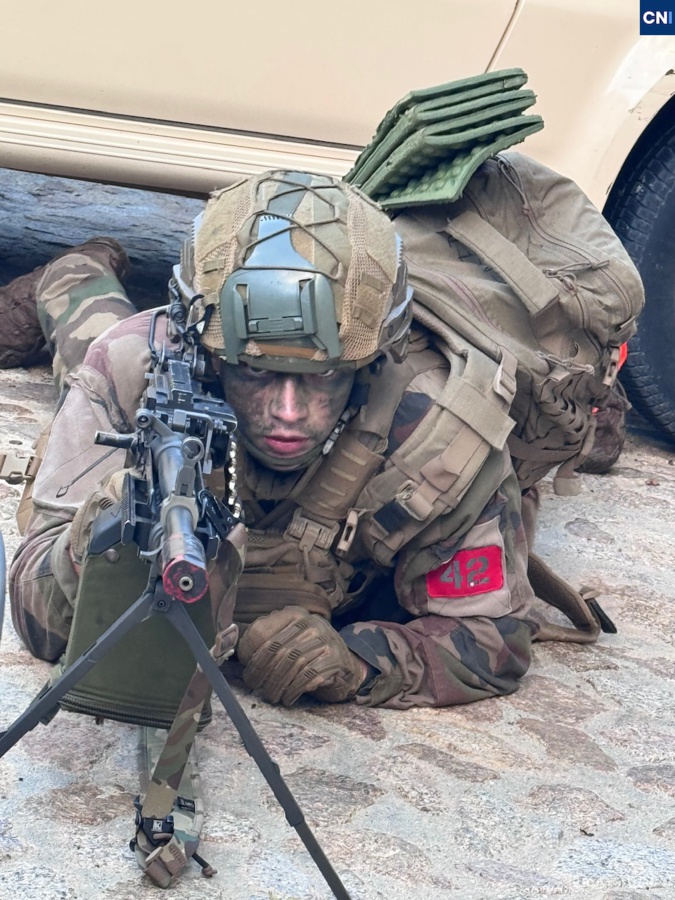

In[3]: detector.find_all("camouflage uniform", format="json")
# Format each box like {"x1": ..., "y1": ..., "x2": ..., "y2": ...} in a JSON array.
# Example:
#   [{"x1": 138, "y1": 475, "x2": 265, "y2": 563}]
[{"x1": 9, "y1": 245, "x2": 535, "y2": 709}]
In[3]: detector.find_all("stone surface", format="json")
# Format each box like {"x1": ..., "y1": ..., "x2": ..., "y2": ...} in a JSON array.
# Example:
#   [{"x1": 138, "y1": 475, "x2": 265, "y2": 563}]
[{"x1": 1, "y1": 170, "x2": 675, "y2": 899}]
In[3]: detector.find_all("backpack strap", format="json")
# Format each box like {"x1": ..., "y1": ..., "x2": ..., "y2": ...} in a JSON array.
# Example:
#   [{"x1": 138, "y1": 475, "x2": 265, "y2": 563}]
[
  {"x1": 528, "y1": 551, "x2": 616, "y2": 643},
  {"x1": 443, "y1": 204, "x2": 560, "y2": 317},
  {"x1": 442, "y1": 205, "x2": 605, "y2": 495},
  {"x1": 365, "y1": 315, "x2": 518, "y2": 556},
  {"x1": 391, "y1": 342, "x2": 514, "y2": 515}
]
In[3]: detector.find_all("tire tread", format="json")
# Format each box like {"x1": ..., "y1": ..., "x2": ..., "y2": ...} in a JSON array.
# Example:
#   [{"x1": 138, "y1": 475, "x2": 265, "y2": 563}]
[{"x1": 605, "y1": 118, "x2": 675, "y2": 440}]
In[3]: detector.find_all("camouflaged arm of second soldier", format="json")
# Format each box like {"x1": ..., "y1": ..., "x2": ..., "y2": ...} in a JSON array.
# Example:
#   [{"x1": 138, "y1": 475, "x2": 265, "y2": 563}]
[{"x1": 8, "y1": 311, "x2": 166, "y2": 660}]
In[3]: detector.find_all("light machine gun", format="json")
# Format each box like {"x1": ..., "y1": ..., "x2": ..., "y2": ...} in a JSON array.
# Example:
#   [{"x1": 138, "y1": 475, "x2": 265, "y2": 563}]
[
  {"x1": 0, "y1": 304, "x2": 351, "y2": 898},
  {"x1": 91, "y1": 304, "x2": 240, "y2": 607}
]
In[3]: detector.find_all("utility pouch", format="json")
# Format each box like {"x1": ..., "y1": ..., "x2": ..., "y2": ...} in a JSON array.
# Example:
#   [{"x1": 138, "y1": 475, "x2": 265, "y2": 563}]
[{"x1": 58, "y1": 540, "x2": 215, "y2": 730}]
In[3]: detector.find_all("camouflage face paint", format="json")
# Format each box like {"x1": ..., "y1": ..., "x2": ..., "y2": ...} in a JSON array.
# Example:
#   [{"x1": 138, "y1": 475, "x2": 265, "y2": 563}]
[{"x1": 219, "y1": 362, "x2": 354, "y2": 467}]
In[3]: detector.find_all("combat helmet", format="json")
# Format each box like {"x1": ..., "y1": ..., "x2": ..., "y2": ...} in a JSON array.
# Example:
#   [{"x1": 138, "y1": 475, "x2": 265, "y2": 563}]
[{"x1": 172, "y1": 170, "x2": 412, "y2": 373}]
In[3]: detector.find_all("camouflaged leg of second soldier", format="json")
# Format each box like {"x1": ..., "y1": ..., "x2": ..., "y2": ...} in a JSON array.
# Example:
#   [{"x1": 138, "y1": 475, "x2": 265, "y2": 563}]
[
  {"x1": 35, "y1": 238, "x2": 135, "y2": 394},
  {"x1": 7, "y1": 240, "x2": 137, "y2": 533}
]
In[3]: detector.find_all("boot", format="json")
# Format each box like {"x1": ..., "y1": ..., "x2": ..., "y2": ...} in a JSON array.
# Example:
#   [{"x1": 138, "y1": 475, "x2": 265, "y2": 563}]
[
  {"x1": 578, "y1": 382, "x2": 630, "y2": 475},
  {"x1": 0, "y1": 237, "x2": 130, "y2": 369}
]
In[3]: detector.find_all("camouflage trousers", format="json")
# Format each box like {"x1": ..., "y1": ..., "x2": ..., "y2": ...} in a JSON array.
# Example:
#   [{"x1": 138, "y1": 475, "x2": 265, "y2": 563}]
[
  {"x1": 36, "y1": 240, "x2": 136, "y2": 394},
  {"x1": 4, "y1": 242, "x2": 139, "y2": 534}
]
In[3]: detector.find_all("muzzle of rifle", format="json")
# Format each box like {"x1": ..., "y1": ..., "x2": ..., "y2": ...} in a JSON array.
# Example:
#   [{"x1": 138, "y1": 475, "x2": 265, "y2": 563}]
[{"x1": 161, "y1": 505, "x2": 209, "y2": 603}]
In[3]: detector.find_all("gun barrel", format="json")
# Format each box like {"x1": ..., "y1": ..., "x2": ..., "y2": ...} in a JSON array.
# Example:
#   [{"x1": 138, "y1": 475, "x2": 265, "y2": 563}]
[
  {"x1": 153, "y1": 437, "x2": 208, "y2": 603},
  {"x1": 161, "y1": 505, "x2": 208, "y2": 603}
]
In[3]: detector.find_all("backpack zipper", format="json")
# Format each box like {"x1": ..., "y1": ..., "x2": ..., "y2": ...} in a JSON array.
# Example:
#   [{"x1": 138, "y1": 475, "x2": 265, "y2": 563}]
[
  {"x1": 412, "y1": 255, "x2": 497, "y2": 331},
  {"x1": 494, "y1": 156, "x2": 635, "y2": 330}
]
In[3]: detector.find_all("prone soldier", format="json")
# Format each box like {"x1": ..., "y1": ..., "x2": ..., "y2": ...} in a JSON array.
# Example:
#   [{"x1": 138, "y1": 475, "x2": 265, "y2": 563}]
[{"x1": 3, "y1": 170, "x2": 538, "y2": 709}]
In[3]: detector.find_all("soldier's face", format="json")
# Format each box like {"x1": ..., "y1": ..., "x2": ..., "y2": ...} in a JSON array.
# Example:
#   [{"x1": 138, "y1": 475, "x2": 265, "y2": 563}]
[{"x1": 220, "y1": 362, "x2": 354, "y2": 463}]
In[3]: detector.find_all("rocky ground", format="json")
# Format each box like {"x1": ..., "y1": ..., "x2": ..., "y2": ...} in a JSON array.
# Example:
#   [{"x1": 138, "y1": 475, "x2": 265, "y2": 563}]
[{"x1": 1, "y1": 169, "x2": 675, "y2": 900}]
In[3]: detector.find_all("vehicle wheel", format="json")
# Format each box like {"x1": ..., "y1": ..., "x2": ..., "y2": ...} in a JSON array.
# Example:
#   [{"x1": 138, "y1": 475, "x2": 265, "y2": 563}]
[{"x1": 604, "y1": 116, "x2": 675, "y2": 442}]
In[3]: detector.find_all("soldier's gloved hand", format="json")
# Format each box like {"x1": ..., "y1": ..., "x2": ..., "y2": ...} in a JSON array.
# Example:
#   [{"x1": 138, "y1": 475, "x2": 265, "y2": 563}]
[
  {"x1": 68, "y1": 468, "x2": 128, "y2": 572},
  {"x1": 237, "y1": 606, "x2": 367, "y2": 706}
]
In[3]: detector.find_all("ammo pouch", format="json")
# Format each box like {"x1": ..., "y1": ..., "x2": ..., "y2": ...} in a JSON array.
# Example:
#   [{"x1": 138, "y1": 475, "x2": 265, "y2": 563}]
[
  {"x1": 58, "y1": 540, "x2": 215, "y2": 730},
  {"x1": 234, "y1": 525, "x2": 365, "y2": 625}
]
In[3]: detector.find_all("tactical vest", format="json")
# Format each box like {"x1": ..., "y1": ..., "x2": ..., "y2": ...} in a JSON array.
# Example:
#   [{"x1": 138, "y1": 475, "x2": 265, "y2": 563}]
[
  {"x1": 233, "y1": 324, "x2": 503, "y2": 624},
  {"x1": 232, "y1": 322, "x2": 597, "y2": 641}
]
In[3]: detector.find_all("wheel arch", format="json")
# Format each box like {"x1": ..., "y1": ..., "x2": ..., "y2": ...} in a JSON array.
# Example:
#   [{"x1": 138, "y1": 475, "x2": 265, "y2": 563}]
[{"x1": 599, "y1": 70, "x2": 675, "y2": 216}]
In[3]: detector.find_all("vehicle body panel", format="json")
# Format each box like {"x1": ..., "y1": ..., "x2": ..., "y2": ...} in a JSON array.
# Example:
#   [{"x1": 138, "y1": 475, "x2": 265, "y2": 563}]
[
  {"x1": 491, "y1": 2, "x2": 675, "y2": 204},
  {"x1": 0, "y1": 0, "x2": 674, "y2": 212},
  {"x1": 1, "y1": 0, "x2": 515, "y2": 144}
]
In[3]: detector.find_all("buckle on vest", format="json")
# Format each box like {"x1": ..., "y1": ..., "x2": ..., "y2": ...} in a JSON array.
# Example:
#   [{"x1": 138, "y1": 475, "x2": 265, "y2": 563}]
[
  {"x1": 395, "y1": 480, "x2": 435, "y2": 521},
  {"x1": 493, "y1": 350, "x2": 518, "y2": 403},
  {"x1": 286, "y1": 509, "x2": 340, "y2": 552},
  {"x1": 0, "y1": 452, "x2": 38, "y2": 484},
  {"x1": 336, "y1": 509, "x2": 360, "y2": 556}
]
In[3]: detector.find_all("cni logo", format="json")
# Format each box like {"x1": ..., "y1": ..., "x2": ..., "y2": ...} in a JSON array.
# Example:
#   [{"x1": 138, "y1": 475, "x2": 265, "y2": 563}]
[{"x1": 641, "y1": 2, "x2": 675, "y2": 33}]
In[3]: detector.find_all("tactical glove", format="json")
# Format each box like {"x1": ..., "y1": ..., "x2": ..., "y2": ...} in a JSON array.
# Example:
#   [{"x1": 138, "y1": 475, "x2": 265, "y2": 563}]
[{"x1": 237, "y1": 606, "x2": 366, "y2": 706}]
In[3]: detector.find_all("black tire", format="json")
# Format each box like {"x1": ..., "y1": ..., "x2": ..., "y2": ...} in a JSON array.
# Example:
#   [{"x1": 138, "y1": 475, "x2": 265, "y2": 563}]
[{"x1": 604, "y1": 115, "x2": 675, "y2": 442}]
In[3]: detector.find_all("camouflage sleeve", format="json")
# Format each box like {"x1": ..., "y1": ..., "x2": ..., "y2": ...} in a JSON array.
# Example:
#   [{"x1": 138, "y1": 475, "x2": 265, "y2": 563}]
[
  {"x1": 9, "y1": 312, "x2": 155, "y2": 660},
  {"x1": 340, "y1": 451, "x2": 536, "y2": 709},
  {"x1": 9, "y1": 515, "x2": 79, "y2": 661}
]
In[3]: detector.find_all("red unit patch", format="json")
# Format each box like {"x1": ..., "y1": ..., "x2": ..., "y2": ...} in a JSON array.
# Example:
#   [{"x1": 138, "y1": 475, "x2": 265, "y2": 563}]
[{"x1": 426, "y1": 545, "x2": 504, "y2": 598}]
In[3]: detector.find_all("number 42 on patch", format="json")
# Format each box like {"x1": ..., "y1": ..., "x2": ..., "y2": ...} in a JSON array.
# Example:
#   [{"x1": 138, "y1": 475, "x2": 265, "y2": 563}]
[{"x1": 426, "y1": 545, "x2": 504, "y2": 598}]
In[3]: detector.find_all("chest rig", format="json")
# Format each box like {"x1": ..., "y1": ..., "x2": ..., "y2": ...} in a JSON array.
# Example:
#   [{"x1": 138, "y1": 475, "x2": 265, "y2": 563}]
[
  {"x1": 232, "y1": 323, "x2": 517, "y2": 626},
  {"x1": 230, "y1": 316, "x2": 611, "y2": 644}
]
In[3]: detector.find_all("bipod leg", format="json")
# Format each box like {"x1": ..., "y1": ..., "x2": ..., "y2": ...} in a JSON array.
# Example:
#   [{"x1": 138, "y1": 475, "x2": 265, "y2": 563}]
[
  {"x1": 0, "y1": 576, "x2": 158, "y2": 757},
  {"x1": 162, "y1": 600, "x2": 352, "y2": 900}
]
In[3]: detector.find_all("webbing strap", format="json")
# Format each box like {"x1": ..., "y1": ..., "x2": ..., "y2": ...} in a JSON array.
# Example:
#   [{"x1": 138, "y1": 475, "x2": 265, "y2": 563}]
[
  {"x1": 140, "y1": 673, "x2": 208, "y2": 821},
  {"x1": 134, "y1": 668, "x2": 211, "y2": 888},
  {"x1": 358, "y1": 339, "x2": 442, "y2": 440},
  {"x1": 443, "y1": 206, "x2": 559, "y2": 317},
  {"x1": 397, "y1": 342, "x2": 516, "y2": 492},
  {"x1": 528, "y1": 551, "x2": 602, "y2": 644},
  {"x1": 434, "y1": 346, "x2": 515, "y2": 450},
  {"x1": 419, "y1": 426, "x2": 486, "y2": 494},
  {"x1": 136, "y1": 624, "x2": 238, "y2": 887}
]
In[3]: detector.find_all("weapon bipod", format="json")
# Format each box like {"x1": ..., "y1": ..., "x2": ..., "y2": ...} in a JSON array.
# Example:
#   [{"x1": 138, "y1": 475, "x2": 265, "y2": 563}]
[{"x1": 0, "y1": 567, "x2": 352, "y2": 900}]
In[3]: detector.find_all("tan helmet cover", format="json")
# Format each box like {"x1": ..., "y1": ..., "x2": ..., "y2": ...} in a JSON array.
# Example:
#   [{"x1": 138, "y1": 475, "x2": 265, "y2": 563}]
[{"x1": 179, "y1": 170, "x2": 410, "y2": 371}]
